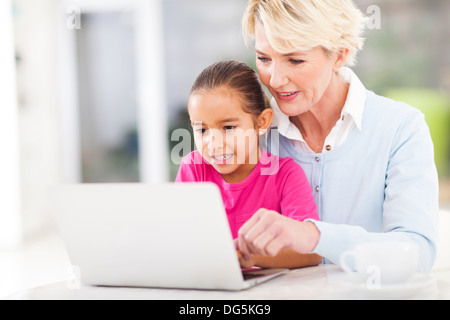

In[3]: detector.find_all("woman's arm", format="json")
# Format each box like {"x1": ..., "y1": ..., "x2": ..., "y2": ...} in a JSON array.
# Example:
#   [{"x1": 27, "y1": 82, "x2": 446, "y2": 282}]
[
  {"x1": 237, "y1": 109, "x2": 439, "y2": 273},
  {"x1": 236, "y1": 211, "x2": 321, "y2": 259},
  {"x1": 309, "y1": 110, "x2": 439, "y2": 273}
]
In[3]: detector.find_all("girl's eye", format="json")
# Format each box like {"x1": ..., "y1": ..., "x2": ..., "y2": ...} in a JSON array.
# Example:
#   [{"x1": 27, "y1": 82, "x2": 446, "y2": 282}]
[
  {"x1": 224, "y1": 126, "x2": 236, "y2": 132},
  {"x1": 196, "y1": 128, "x2": 207, "y2": 134}
]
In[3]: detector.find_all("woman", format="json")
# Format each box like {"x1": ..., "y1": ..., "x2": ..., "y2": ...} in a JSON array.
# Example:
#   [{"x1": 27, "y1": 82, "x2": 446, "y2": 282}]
[{"x1": 235, "y1": 0, "x2": 439, "y2": 273}]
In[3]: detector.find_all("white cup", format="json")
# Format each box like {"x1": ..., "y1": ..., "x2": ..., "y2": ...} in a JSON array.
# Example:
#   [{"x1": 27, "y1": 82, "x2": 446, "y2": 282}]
[{"x1": 339, "y1": 241, "x2": 419, "y2": 285}]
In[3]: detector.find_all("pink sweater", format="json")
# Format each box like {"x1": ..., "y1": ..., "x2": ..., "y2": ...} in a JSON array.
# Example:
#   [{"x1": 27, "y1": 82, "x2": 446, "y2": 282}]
[{"x1": 176, "y1": 150, "x2": 318, "y2": 238}]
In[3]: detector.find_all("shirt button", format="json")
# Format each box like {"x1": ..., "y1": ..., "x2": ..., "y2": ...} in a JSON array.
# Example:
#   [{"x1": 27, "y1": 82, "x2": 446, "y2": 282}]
[
  {"x1": 325, "y1": 145, "x2": 332, "y2": 151},
  {"x1": 315, "y1": 186, "x2": 320, "y2": 192},
  {"x1": 315, "y1": 157, "x2": 320, "y2": 162}
]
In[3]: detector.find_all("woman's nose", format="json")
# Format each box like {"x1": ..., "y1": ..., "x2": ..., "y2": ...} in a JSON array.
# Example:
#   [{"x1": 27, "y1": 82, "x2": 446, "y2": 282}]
[{"x1": 269, "y1": 62, "x2": 289, "y2": 90}]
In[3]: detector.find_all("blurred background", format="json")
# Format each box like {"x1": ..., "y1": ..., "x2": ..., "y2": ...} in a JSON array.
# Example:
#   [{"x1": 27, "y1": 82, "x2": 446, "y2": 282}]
[{"x1": 1, "y1": 0, "x2": 449, "y2": 297}]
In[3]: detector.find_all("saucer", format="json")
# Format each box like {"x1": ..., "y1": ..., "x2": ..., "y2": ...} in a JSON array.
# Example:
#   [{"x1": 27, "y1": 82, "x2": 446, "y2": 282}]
[{"x1": 338, "y1": 273, "x2": 437, "y2": 299}]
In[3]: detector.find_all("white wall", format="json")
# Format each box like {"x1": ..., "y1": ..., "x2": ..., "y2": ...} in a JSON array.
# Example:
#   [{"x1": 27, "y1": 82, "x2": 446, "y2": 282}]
[
  {"x1": 0, "y1": 0, "x2": 22, "y2": 248},
  {"x1": 13, "y1": 0, "x2": 63, "y2": 239}
]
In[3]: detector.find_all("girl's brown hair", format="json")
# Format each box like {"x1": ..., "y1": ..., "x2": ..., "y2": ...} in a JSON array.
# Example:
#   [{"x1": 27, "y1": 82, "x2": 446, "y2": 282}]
[{"x1": 189, "y1": 60, "x2": 271, "y2": 119}]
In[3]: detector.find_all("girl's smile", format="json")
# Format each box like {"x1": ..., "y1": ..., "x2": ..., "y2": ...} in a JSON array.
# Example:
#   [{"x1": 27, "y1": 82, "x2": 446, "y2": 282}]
[
  {"x1": 210, "y1": 153, "x2": 234, "y2": 164},
  {"x1": 188, "y1": 86, "x2": 272, "y2": 183}
]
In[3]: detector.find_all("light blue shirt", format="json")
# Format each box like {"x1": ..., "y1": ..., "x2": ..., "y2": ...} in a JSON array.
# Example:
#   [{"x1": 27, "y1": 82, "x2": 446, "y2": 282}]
[{"x1": 267, "y1": 73, "x2": 439, "y2": 273}]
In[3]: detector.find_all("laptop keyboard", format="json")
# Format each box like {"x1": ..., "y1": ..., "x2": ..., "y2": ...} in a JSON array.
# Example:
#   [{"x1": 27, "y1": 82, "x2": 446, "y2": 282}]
[{"x1": 242, "y1": 271, "x2": 268, "y2": 281}]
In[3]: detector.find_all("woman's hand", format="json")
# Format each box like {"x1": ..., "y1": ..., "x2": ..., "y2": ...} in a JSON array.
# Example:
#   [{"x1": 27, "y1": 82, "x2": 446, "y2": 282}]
[{"x1": 235, "y1": 209, "x2": 321, "y2": 259}]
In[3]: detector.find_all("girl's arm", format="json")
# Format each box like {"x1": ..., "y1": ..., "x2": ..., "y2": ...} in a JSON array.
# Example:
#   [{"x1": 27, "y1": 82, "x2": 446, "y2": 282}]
[{"x1": 237, "y1": 249, "x2": 322, "y2": 269}]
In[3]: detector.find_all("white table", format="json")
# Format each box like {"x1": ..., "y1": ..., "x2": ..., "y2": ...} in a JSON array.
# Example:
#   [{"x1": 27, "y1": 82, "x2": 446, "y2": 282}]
[{"x1": 6, "y1": 265, "x2": 450, "y2": 300}]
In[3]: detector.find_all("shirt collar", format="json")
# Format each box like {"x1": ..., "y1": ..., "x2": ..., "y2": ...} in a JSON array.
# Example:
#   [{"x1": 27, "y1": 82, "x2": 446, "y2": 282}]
[
  {"x1": 270, "y1": 67, "x2": 366, "y2": 137},
  {"x1": 338, "y1": 67, "x2": 366, "y2": 131}
]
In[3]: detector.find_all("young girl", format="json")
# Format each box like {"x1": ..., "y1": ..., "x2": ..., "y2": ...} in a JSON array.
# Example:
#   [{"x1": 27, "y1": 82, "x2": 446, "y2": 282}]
[{"x1": 176, "y1": 60, "x2": 321, "y2": 269}]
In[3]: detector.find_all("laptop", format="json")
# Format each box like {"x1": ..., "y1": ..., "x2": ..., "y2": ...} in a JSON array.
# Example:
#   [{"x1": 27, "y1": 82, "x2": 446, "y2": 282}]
[{"x1": 49, "y1": 183, "x2": 288, "y2": 291}]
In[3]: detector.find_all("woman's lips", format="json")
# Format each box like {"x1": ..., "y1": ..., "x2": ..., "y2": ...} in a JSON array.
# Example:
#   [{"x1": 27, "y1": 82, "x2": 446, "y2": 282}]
[{"x1": 276, "y1": 91, "x2": 300, "y2": 102}]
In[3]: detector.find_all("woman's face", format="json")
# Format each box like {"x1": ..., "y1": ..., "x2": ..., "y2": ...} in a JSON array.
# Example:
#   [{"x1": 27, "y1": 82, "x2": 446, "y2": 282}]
[{"x1": 254, "y1": 22, "x2": 338, "y2": 117}]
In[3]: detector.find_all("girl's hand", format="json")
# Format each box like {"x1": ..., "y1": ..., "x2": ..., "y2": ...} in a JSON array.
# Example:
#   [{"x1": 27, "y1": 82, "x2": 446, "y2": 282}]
[{"x1": 236, "y1": 250, "x2": 256, "y2": 269}]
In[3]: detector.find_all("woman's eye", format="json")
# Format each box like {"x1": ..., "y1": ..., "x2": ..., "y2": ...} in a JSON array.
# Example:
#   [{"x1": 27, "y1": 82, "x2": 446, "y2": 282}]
[
  {"x1": 257, "y1": 56, "x2": 270, "y2": 63},
  {"x1": 290, "y1": 59, "x2": 305, "y2": 65}
]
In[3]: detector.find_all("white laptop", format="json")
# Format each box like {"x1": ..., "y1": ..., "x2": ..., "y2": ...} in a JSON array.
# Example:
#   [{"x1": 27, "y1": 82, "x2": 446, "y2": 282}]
[{"x1": 49, "y1": 183, "x2": 288, "y2": 291}]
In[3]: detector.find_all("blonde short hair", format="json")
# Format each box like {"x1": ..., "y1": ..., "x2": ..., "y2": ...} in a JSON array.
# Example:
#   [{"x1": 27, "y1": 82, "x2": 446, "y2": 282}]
[{"x1": 242, "y1": 0, "x2": 367, "y2": 66}]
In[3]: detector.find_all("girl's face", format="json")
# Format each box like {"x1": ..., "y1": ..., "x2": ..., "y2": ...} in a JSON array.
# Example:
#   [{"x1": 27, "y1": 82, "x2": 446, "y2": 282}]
[
  {"x1": 254, "y1": 22, "x2": 342, "y2": 117},
  {"x1": 188, "y1": 86, "x2": 272, "y2": 183}
]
